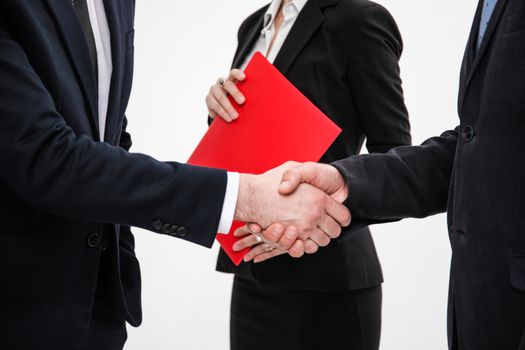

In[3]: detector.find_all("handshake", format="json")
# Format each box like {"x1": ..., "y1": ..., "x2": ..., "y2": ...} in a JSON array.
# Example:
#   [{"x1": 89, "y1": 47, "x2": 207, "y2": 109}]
[{"x1": 233, "y1": 161, "x2": 351, "y2": 263}]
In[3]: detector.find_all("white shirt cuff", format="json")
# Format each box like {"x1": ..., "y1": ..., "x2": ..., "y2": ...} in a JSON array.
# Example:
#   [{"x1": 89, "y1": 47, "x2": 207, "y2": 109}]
[{"x1": 217, "y1": 172, "x2": 239, "y2": 234}]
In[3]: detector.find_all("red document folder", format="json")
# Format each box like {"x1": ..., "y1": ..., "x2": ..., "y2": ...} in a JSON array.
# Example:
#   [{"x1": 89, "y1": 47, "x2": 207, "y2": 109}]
[{"x1": 188, "y1": 52, "x2": 341, "y2": 265}]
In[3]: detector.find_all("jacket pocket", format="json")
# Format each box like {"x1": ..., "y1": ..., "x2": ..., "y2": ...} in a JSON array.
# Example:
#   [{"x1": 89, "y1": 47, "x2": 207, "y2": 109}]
[
  {"x1": 505, "y1": 14, "x2": 525, "y2": 34},
  {"x1": 510, "y1": 254, "x2": 525, "y2": 291}
]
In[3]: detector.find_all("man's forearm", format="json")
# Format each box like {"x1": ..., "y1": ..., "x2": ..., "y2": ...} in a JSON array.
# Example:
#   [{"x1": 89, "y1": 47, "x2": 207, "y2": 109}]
[{"x1": 332, "y1": 128, "x2": 459, "y2": 224}]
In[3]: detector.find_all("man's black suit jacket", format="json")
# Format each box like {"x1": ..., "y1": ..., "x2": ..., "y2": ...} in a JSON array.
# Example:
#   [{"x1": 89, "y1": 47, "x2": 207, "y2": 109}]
[
  {"x1": 216, "y1": 0, "x2": 412, "y2": 291},
  {"x1": 0, "y1": 1, "x2": 227, "y2": 348},
  {"x1": 333, "y1": 0, "x2": 525, "y2": 348}
]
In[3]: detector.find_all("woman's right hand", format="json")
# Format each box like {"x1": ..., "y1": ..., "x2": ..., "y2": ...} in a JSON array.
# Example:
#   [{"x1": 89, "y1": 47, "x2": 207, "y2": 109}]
[{"x1": 206, "y1": 69, "x2": 247, "y2": 123}]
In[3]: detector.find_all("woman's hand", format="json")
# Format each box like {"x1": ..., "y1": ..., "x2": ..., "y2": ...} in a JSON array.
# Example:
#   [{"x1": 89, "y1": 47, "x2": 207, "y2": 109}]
[{"x1": 206, "y1": 69, "x2": 246, "y2": 123}]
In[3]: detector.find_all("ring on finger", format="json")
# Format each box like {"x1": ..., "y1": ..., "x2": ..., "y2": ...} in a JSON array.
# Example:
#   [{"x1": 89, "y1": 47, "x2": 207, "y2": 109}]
[
  {"x1": 265, "y1": 244, "x2": 275, "y2": 252},
  {"x1": 255, "y1": 234, "x2": 263, "y2": 243},
  {"x1": 218, "y1": 78, "x2": 226, "y2": 86}
]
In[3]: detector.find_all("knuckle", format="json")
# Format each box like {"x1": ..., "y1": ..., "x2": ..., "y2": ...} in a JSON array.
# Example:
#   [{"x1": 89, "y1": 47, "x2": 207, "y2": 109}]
[
  {"x1": 312, "y1": 193, "x2": 325, "y2": 206},
  {"x1": 312, "y1": 207, "x2": 323, "y2": 221}
]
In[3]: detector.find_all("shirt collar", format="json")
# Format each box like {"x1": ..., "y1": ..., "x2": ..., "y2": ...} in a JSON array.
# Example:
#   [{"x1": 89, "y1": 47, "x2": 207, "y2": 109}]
[{"x1": 262, "y1": 0, "x2": 309, "y2": 32}]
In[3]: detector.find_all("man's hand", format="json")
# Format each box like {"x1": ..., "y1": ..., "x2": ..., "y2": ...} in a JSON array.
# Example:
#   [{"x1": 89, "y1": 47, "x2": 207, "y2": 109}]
[
  {"x1": 235, "y1": 162, "x2": 351, "y2": 249},
  {"x1": 279, "y1": 162, "x2": 348, "y2": 202},
  {"x1": 241, "y1": 162, "x2": 350, "y2": 263}
]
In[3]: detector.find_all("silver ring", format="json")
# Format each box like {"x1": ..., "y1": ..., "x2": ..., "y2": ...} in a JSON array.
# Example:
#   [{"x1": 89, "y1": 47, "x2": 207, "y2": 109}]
[
  {"x1": 255, "y1": 234, "x2": 263, "y2": 243},
  {"x1": 219, "y1": 78, "x2": 225, "y2": 86},
  {"x1": 265, "y1": 244, "x2": 275, "y2": 252}
]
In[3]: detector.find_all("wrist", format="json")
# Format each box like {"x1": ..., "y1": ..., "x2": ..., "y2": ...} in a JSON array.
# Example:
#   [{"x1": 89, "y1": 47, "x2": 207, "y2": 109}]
[
  {"x1": 235, "y1": 174, "x2": 257, "y2": 222},
  {"x1": 329, "y1": 165, "x2": 349, "y2": 203}
]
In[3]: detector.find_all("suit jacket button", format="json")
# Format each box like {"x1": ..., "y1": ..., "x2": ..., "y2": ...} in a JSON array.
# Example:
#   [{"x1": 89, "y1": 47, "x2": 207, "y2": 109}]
[
  {"x1": 153, "y1": 220, "x2": 163, "y2": 230},
  {"x1": 177, "y1": 227, "x2": 188, "y2": 237},
  {"x1": 462, "y1": 125, "x2": 475, "y2": 142},
  {"x1": 162, "y1": 224, "x2": 172, "y2": 234},
  {"x1": 88, "y1": 233, "x2": 101, "y2": 248},
  {"x1": 169, "y1": 225, "x2": 179, "y2": 236}
]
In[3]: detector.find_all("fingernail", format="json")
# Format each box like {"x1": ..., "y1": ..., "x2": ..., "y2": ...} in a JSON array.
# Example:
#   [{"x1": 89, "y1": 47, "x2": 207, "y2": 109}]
[
  {"x1": 239, "y1": 96, "x2": 246, "y2": 103},
  {"x1": 233, "y1": 243, "x2": 240, "y2": 251}
]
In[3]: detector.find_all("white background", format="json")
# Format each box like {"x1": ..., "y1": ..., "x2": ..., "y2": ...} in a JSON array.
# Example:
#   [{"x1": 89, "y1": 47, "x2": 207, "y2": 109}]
[{"x1": 125, "y1": 0, "x2": 478, "y2": 349}]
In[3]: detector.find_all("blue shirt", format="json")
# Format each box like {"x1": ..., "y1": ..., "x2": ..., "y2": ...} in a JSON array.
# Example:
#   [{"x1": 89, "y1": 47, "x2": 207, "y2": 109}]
[{"x1": 478, "y1": 0, "x2": 498, "y2": 48}]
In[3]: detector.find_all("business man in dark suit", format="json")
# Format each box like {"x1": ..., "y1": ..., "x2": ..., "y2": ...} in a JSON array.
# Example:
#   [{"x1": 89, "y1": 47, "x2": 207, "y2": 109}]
[
  {"x1": 0, "y1": 1, "x2": 351, "y2": 349},
  {"x1": 205, "y1": 0, "x2": 411, "y2": 349},
  {"x1": 258, "y1": 0, "x2": 525, "y2": 348}
]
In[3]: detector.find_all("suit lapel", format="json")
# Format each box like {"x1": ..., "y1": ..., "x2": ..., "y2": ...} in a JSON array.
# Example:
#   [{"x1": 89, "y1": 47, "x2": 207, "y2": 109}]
[
  {"x1": 102, "y1": 0, "x2": 124, "y2": 144},
  {"x1": 44, "y1": 0, "x2": 99, "y2": 137},
  {"x1": 458, "y1": 0, "x2": 483, "y2": 111},
  {"x1": 460, "y1": 0, "x2": 509, "y2": 110},
  {"x1": 273, "y1": 0, "x2": 338, "y2": 75},
  {"x1": 231, "y1": 12, "x2": 266, "y2": 69}
]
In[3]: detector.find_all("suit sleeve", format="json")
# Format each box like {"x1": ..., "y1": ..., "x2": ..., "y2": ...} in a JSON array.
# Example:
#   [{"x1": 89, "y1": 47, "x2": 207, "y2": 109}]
[
  {"x1": 332, "y1": 128, "x2": 458, "y2": 227},
  {"x1": 117, "y1": 117, "x2": 135, "y2": 254},
  {"x1": 346, "y1": 4, "x2": 412, "y2": 152},
  {"x1": 0, "y1": 19, "x2": 225, "y2": 248}
]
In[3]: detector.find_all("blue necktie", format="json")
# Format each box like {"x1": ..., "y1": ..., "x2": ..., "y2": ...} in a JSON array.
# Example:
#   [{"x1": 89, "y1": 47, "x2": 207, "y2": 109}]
[{"x1": 478, "y1": 0, "x2": 498, "y2": 48}]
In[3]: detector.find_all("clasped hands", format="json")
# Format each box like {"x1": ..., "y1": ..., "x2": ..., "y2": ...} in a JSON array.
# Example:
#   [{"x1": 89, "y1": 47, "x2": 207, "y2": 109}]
[{"x1": 234, "y1": 161, "x2": 351, "y2": 264}]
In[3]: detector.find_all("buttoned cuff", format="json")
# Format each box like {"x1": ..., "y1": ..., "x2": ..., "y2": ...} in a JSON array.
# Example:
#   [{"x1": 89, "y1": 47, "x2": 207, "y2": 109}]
[{"x1": 217, "y1": 172, "x2": 239, "y2": 234}]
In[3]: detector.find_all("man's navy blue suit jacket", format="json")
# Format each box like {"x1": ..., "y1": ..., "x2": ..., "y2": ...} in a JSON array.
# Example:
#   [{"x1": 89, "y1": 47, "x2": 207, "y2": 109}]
[{"x1": 0, "y1": 1, "x2": 227, "y2": 348}]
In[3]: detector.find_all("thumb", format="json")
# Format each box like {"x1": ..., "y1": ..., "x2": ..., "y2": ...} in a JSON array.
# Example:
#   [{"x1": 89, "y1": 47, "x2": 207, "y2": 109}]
[
  {"x1": 278, "y1": 166, "x2": 305, "y2": 195},
  {"x1": 278, "y1": 163, "x2": 320, "y2": 195}
]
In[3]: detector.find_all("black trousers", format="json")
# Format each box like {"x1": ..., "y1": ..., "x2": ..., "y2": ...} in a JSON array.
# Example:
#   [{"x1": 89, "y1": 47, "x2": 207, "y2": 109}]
[
  {"x1": 230, "y1": 276, "x2": 382, "y2": 350},
  {"x1": 79, "y1": 251, "x2": 128, "y2": 350}
]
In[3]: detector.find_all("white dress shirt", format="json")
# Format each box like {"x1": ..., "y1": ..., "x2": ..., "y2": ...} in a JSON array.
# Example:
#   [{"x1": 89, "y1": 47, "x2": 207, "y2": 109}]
[
  {"x1": 240, "y1": 0, "x2": 309, "y2": 70},
  {"x1": 85, "y1": 0, "x2": 112, "y2": 141},
  {"x1": 86, "y1": 1, "x2": 236, "y2": 234}
]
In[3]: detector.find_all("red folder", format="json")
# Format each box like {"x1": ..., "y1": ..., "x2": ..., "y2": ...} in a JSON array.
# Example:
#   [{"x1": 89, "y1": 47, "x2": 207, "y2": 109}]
[{"x1": 188, "y1": 52, "x2": 341, "y2": 265}]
